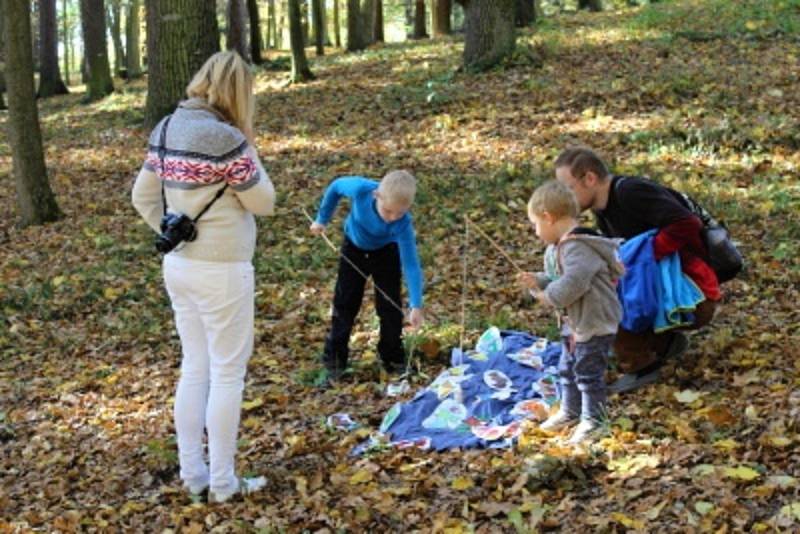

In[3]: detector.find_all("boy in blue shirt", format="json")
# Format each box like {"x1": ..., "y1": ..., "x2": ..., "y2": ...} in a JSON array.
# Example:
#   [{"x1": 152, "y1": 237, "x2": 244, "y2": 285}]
[{"x1": 310, "y1": 171, "x2": 424, "y2": 381}]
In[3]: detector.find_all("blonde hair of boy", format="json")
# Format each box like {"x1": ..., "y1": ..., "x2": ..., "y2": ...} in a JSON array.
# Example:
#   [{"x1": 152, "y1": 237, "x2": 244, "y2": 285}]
[
  {"x1": 186, "y1": 51, "x2": 255, "y2": 144},
  {"x1": 528, "y1": 180, "x2": 580, "y2": 219},
  {"x1": 379, "y1": 170, "x2": 417, "y2": 206}
]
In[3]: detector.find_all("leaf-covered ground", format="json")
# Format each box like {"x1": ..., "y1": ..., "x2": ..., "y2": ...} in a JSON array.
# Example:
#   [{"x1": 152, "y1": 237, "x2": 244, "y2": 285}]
[{"x1": 2, "y1": 0, "x2": 800, "y2": 531}]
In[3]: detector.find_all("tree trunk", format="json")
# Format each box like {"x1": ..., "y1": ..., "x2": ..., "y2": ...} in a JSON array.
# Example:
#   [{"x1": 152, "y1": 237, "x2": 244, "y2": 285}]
[
  {"x1": 80, "y1": 0, "x2": 114, "y2": 100},
  {"x1": 125, "y1": 0, "x2": 142, "y2": 77},
  {"x1": 346, "y1": 0, "x2": 365, "y2": 51},
  {"x1": 578, "y1": 0, "x2": 602, "y2": 11},
  {"x1": 311, "y1": 0, "x2": 323, "y2": 55},
  {"x1": 62, "y1": 0, "x2": 71, "y2": 85},
  {"x1": 301, "y1": 0, "x2": 309, "y2": 45},
  {"x1": 404, "y1": 0, "x2": 413, "y2": 38},
  {"x1": 144, "y1": 0, "x2": 220, "y2": 127},
  {"x1": 432, "y1": 0, "x2": 452, "y2": 36},
  {"x1": 38, "y1": 0, "x2": 69, "y2": 96},
  {"x1": 288, "y1": 0, "x2": 313, "y2": 81},
  {"x1": 515, "y1": 0, "x2": 535, "y2": 26},
  {"x1": 361, "y1": 0, "x2": 374, "y2": 45},
  {"x1": 1, "y1": 4, "x2": 8, "y2": 110},
  {"x1": 107, "y1": 0, "x2": 125, "y2": 75},
  {"x1": 372, "y1": 0, "x2": 383, "y2": 42},
  {"x1": 3, "y1": 0, "x2": 63, "y2": 226},
  {"x1": 227, "y1": 0, "x2": 250, "y2": 61},
  {"x1": 332, "y1": 0, "x2": 340, "y2": 47},
  {"x1": 412, "y1": 0, "x2": 427, "y2": 39},
  {"x1": 247, "y1": 0, "x2": 264, "y2": 63},
  {"x1": 456, "y1": 0, "x2": 516, "y2": 72},
  {"x1": 266, "y1": 0, "x2": 275, "y2": 48},
  {"x1": 277, "y1": 2, "x2": 284, "y2": 48}
]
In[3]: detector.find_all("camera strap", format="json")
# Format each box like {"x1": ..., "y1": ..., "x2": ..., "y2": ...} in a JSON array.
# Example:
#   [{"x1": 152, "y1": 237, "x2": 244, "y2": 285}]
[{"x1": 158, "y1": 113, "x2": 229, "y2": 223}]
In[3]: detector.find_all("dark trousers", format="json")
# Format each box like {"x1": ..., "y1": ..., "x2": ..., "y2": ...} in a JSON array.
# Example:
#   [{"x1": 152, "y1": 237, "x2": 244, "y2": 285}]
[
  {"x1": 559, "y1": 335, "x2": 614, "y2": 420},
  {"x1": 615, "y1": 299, "x2": 717, "y2": 373},
  {"x1": 323, "y1": 238, "x2": 405, "y2": 373}
]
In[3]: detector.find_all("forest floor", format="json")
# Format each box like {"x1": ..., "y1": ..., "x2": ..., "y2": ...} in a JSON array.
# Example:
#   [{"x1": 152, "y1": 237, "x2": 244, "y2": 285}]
[{"x1": 1, "y1": 0, "x2": 800, "y2": 531}]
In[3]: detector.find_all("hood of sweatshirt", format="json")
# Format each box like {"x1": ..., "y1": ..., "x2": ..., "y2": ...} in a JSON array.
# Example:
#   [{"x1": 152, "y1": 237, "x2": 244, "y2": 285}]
[{"x1": 561, "y1": 232, "x2": 626, "y2": 280}]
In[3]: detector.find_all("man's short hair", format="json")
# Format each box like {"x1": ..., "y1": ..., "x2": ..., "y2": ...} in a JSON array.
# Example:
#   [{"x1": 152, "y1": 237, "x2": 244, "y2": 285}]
[
  {"x1": 555, "y1": 147, "x2": 610, "y2": 181},
  {"x1": 379, "y1": 170, "x2": 416, "y2": 205},
  {"x1": 528, "y1": 180, "x2": 580, "y2": 219}
]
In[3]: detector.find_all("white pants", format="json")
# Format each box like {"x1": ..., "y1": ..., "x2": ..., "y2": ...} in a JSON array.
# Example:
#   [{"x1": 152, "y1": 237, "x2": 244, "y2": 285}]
[{"x1": 163, "y1": 254, "x2": 254, "y2": 496}]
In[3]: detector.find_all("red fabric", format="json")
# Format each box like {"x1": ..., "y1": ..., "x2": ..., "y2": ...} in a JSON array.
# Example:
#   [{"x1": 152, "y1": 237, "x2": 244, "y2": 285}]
[{"x1": 654, "y1": 215, "x2": 721, "y2": 301}]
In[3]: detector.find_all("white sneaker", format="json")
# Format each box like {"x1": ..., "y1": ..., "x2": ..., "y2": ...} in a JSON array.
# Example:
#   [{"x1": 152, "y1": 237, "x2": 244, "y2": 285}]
[
  {"x1": 208, "y1": 476, "x2": 267, "y2": 503},
  {"x1": 539, "y1": 410, "x2": 579, "y2": 431},
  {"x1": 567, "y1": 419, "x2": 599, "y2": 445}
]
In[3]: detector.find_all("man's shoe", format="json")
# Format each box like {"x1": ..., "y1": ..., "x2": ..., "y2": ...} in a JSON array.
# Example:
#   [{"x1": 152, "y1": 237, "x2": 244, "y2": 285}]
[
  {"x1": 539, "y1": 410, "x2": 579, "y2": 431},
  {"x1": 609, "y1": 366, "x2": 661, "y2": 394}
]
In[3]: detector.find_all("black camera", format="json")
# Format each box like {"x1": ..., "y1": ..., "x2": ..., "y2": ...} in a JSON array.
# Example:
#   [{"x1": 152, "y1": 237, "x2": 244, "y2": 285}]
[{"x1": 155, "y1": 213, "x2": 198, "y2": 253}]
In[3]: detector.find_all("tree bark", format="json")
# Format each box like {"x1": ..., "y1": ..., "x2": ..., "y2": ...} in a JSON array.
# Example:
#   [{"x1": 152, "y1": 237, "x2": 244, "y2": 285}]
[
  {"x1": 144, "y1": 0, "x2": 220, "y2": 127},
  {"x1": 38, "y1": 0, "x2": 69, "y2": 96},
  {"x1": 372, "y1": 0, "x2": 383, "y2": 42},
  {"x1": 432, "y1": 0, "x2": 452, "y2": 36},
  {"x1": 288, "y1": 0, "x2": 313, "y2": 81},
  {"x1": 227, "y1": 0, "x2": 250, "y2": 61},
  {"x1": 3, "y1": 0, "x2": 63, "y2": 226},
  {"x1": 247, "y1": 0, "x2": 264, "y2": 63},
  {"x1": 515, "y1": 0, "x2": 535, "y2": 26},
  {"x1": 311, "y1": 0, "x2": 324, "y2": 55},
  {"x1": 125, "y1": 0, "x2": 142, "y2": 77},
  {"x1": 578, "y1": 0, "x2": 602, "y2": 11},
  {"x1": 361, "y1": 0, "x2": 374, "y2": 45},
  {"x1": 107, "y1": 0, "x2": 125, "y2": 75},
  {"x1": 412, "y1": 0, "x2": 427, "y2": 38},
  {"x1": 346, "y1": 0, "x2": 365, "y2": 51},
  {"x1": 332, "y1": 0, "x2": 340, "y2": 47},
  {"x1": 456, "y1": 0, "x2": 516, "y2": 72},
  {"x1": 80, "y1": 0, "x2": 114, "y2": 100},
  {"x1": 266, "y1": 0, "x2": 276, "y2": 48}
]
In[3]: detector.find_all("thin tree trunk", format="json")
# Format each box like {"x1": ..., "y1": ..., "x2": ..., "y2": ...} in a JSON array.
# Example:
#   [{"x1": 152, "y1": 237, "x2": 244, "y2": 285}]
[
  {"x1": 373, "y1": 0, "x2": 383, "y2": 42},
  {"x1": 39, "y1": 0, "x2": 69, "y2": 96},
  {"x1": 3, "y1": 0, "x2": 63, "y2": 226},
  {"x1": 346, "y1": 0, "x2": 365, "y2": 51},
  {"x1": 413, "y1": 0, "x2": 427, "y2": 39},
  {"x1": 311, "y1": 0, "x2": 323, "y2": 55},
  {"x1": 456, "y1": 0, "x2": 516, "y2": 72},
  {"x1": 247, "y1": 0, "x2": 264, "y2": 63},
  {"x1": 277, "y1": 2, "x2": 284, "y2": 48},
  {"x1": 301, "y1": 0, "x2": 309, "y2": 45},
  {"x1": 266, "y1": 0, "x2": 275, "y2": 48},
  {"x1": 333, "y1": 0, "x2": 340, "y2": 47},
  {"x1": 515, "y1": 0, "x2": 535, "y2": 26},
  {"x1": 404, "y1": 0, "x2": 413, "y2": 38},
  {"x1": 288, "y1": 0, "x2": 313, "y2": 81},
  {"x1": 1, "y1": 4, "x2": 8, "y2": 112},
  {"x1": 62, "y1": 0, "x2": 71, "y2": 85},
  {"x1": 432, "y1": 0, "x2": 452, "y2": 36},
  {"x1": 125, "y1": 0, "x2": 142, "y2": 77},
  {"x1": 144, "y1": 0, "x2": 220, "y2": 127},
  {"x1": 80, "y1": 0, "x2": 114, "y2": 100},
  {"x1": 361, "y1": 0, "x2": 374, "y2": 45},
  {"x1": 227, "y1": 0, "x2": 250, "y2": 61},
  {"x1": 107, "y1": 0, "x2": 125, "y2": 75}
]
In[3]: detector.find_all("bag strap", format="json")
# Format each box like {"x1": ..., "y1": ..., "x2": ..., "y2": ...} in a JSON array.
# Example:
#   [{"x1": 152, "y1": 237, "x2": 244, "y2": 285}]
[{"x1": 158, "y1": 114, "x2": 229, "y2": 223}]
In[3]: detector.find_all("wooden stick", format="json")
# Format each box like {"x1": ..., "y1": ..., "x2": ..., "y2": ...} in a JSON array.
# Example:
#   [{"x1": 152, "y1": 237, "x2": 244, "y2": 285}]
[{"x1": 464, "y1": 216, "x2": 525, "y2": 273}]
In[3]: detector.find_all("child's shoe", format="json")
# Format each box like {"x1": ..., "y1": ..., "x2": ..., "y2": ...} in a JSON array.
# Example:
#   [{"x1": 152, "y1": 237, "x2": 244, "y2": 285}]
[
  {"x1": 567, "y1": 419, "x2": 600, "y2": 445},
  {"x1": 208, "y1": 476, "x2": 267, "y2": 504},
  {"x1": 539, "y1": 410, "x2": 578, "y2": 431}
]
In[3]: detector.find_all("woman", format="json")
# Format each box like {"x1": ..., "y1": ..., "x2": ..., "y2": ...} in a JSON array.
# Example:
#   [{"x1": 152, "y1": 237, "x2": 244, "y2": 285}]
[{"x1": 132, "y1": 51, "x2": 275, "y2": 502}]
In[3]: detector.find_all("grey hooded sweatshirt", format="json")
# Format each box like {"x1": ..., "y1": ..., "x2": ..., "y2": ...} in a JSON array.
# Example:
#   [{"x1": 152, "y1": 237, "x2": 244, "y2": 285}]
[{"x1": 543, "y1": 229, "x2": 625, "y2": 343}]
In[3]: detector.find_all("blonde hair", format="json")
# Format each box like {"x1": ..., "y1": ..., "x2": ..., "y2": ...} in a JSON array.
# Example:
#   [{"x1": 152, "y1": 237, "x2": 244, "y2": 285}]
[
  {"x1": 528, "y1": 180, "x2": 580, "y2": 219},
  {"x1": 186, "y1": 51, "x2": 255, "y2": 143},
  {"x1": 378, "y1": 170, "x2": 417, "y2": 205}
]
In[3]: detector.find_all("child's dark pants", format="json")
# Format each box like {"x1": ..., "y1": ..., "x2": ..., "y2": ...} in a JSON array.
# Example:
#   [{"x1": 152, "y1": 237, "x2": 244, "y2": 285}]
[{"x1": 323, "y1": 238, "x2": 405, "y2": 374}]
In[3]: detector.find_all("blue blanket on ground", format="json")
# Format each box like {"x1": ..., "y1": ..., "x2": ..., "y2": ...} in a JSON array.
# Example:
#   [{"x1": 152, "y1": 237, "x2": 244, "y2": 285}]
[{"x1": 353, "y1": 328, "x2": 562, "y2": 454}]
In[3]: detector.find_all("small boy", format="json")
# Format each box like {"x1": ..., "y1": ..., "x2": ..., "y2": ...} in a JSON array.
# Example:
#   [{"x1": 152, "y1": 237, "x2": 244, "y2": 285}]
[
  {"x1": 518, "y1": 180, "x2": 624, "y2": 444},
  {"x1": 310, "y1": 171, "x2": 424, "y2": 382}
]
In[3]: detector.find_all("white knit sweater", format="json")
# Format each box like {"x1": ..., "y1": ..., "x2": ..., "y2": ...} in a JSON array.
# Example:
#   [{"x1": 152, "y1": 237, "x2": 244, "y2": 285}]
[{"x1": 132, "y1": 99, "x2": 275, "y2": 262}]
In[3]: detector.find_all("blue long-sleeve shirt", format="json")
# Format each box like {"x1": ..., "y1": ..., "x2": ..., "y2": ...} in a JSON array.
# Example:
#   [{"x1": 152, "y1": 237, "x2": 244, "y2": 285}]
[{"x1": 314, "y1": 177, "x2": 424, "y2": 308}]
